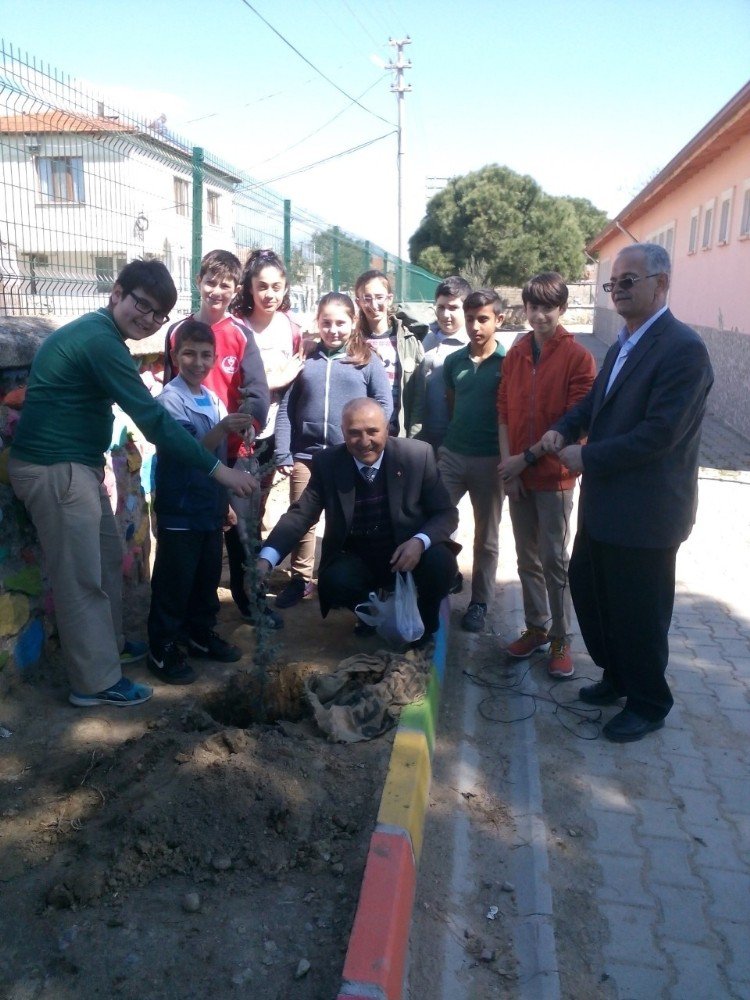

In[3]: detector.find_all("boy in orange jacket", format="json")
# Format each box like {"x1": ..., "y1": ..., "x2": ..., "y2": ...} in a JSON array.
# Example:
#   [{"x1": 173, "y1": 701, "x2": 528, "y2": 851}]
[{"x1": 497, "y1": 272, "x2": 595, "y2": 677}]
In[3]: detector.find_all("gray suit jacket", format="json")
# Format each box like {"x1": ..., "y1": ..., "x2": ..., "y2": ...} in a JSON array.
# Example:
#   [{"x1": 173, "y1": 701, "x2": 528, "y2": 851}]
[
  {"x1": 265, "y1": 437, "x2": 460, "y2": 614},
  {"x1": 554, "y1": 310, "x2": 714, "y2": 548}
]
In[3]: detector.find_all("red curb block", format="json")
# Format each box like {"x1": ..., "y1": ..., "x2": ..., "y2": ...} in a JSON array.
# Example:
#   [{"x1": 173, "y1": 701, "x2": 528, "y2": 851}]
[{"x1": 339, "y1": 829, "x2": 416, "y2": 1000}]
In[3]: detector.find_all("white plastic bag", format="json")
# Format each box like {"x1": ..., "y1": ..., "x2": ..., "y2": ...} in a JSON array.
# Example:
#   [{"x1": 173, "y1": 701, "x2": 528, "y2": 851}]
[{"x1": 355, "y1": 572, "x2": 424, "y2": 645}]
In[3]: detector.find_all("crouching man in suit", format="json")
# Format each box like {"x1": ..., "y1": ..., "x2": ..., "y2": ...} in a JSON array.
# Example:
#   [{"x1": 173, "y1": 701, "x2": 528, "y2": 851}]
[
  {"x1": 541, "y1": 242, "x2": 714, "y2": 743},
  {"x1": 257, "y1": 397, "x2": 460, "y2": 646}
]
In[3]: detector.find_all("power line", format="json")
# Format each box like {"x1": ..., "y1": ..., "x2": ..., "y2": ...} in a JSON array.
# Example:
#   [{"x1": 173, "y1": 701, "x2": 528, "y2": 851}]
[
  {"x1": 237, "y1": 0, "x2": 395, "y2": 128},
  {"x1": 339, "y1": 0, "x2": 383, "y2": 47},
  {"x1": 248, "y1": 77, "x2": 385, "y2": 169},
  {"x1": 241, "y1": 130, "x2": 397, "y2": 190}
]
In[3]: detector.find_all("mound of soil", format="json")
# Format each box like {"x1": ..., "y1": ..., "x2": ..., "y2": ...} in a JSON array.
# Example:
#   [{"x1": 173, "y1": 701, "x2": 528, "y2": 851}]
[{"x1": 0, "y1": 577, "x2": 393, "y2": 999}]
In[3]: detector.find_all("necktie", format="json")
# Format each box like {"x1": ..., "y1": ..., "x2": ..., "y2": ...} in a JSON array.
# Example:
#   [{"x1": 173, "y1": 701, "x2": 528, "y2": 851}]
[{"x1": 360, "y1": 466, "x2": 377, "y2": 484}]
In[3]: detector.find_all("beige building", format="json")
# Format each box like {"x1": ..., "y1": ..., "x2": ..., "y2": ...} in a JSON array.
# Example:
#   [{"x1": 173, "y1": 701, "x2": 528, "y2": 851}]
[{"x1": 589, "y1": 81, "x2": 750, "y2": 437}]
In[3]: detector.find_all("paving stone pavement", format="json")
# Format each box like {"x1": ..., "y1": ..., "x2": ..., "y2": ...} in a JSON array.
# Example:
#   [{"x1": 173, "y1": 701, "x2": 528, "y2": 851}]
[{"x1": 520, "y1": 334, "x2": 750, "y2": 999}]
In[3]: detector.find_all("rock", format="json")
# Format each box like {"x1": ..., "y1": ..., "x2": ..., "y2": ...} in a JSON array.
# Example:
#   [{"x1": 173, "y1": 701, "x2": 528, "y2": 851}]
[
  {"x1": 294, "y1": 958, "x2": 311, "y2": 979},
  {"x1": 69, "y1": 868, "x2": 105, "y2": 904},
  {"x1": 480, "y1": 948, "x2": 495, "y2": 963},
  {"x1": 501, "y1": 881, "x2": 515, "y2": 892},
  {"x1": 212, "y1": 856, "x2": 232, "y2": 871},
  {"x1": 231, "y1": 967, "x2": 253, "y2": 987},
  {"x1": 46, "y1": 883, "x2": 75, "y2": 909},
  {"x1": 181, "y1": 891, "x2": 201, "y2": 913}
]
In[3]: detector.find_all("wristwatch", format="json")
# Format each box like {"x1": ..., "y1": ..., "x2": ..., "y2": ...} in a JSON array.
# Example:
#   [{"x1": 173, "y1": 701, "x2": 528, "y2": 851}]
[{"x1": 523, "y1": 449, "x2": 538, "y2": 466}]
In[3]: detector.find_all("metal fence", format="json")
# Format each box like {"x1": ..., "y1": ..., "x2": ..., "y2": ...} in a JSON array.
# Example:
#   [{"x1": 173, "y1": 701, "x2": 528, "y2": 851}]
[{"x1": 0, "y1": 39, "x2": 440, "y2": 321}]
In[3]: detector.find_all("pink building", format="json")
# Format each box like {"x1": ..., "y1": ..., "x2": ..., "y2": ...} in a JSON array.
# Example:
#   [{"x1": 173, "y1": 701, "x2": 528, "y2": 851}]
[{"x1": 589, "y1": 81, "x2": 750, "y2": 438}]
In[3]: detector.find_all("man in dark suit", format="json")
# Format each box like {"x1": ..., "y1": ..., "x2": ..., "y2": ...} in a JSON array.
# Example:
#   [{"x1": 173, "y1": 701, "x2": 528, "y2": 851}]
[
  {"x1": 541, "y1": 243, "x2": 714, "y2": 742},
  {"x1": 257, "y1": 397, "x2": 460, "y2": 644}
]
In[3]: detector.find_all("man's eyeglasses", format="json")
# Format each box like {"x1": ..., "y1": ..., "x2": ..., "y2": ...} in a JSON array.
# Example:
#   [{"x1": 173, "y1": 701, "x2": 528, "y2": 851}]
[
  {"x1": 127, "y1": 291, "x2": 170, "y2": 325},
  {"x1": 358, "y1": 294, "x2": 390, "y2": 306},
  {"x1": 602, "y1": 273, "x2": 661, "y2": 293}
]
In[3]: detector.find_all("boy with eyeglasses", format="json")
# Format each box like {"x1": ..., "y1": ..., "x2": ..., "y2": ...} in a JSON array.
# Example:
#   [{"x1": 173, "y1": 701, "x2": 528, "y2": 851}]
[{"x1": 9, "y1": 260, "x2": 259, "y2": 709}]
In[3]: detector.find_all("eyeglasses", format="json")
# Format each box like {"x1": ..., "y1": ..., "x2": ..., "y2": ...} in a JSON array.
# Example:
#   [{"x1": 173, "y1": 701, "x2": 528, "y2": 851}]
[
  {"x1": 127, "y1": 291, "x2": 170, "y2": 325},
  {"x1": 358, "y1": 293, "x2": 390, "y2": 306},
  {"x1": 602, "y1": 273, "x2": 661, "y2": 293}
]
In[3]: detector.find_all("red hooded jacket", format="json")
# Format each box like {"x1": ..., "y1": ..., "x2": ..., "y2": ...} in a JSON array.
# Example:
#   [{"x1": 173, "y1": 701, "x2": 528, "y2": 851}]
[{"x1": 497, "y1": 326, "x2": 596, "y2": 491}]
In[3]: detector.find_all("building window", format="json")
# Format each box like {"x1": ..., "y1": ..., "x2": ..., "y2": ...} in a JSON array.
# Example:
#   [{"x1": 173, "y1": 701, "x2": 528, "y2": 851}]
[
  {"x1": 688, "y1": 209, "x2": 700, "y2": 254},
  {"x1": 701, "y1": 200, "x2": 714, "y2": 250},
  {"x1": 717, "y1": 191, "x2": 733, "y2": 245},
  {"x1": 648, "y1": 222, "x2": 675, "y2": 256},
  {"x1": 95, "y1": 255, "x2": 127, "y2": 293},
  {"x1": 207, "y1": 191, "x2": 220, "y2": 226},
  {"x1": 36, "y1": 156, "x2": 85, "y2": 203},
  {"x1": 174, "y1": 177, "x2": 190, "y2": 217},
  {"x1": 178, "y1": 256, "x2": 191, "y2": 293},
  {"x1": 739, "y1": 186, "x2": 750, "y2": 239},
  {"x1": 22, "y1": 252, "x2": 49, "y2": 294}
]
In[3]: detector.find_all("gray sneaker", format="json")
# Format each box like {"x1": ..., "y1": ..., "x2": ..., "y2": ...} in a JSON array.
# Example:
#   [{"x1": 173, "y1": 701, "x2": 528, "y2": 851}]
[{"x1": 461, "y1": 602, "x2": 487, "y2": 633}]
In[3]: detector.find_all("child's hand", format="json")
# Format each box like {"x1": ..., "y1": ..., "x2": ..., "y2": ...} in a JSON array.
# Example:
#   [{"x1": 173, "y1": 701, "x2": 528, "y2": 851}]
[
  {"x1": 223, "y1": 506, "x2": 238, "y2": 530},
  {"x1": 277, "y1": 464, "x2": 293, "y2": 478},
  {"x1": 220, "y1": 413, "x2": 255, "y2": 435}
]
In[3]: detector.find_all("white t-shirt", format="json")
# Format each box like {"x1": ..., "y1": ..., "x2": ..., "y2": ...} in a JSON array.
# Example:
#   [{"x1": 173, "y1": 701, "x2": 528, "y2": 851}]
[{"x1": 246, "y1": 311, "x2": 297, "y2": 439}]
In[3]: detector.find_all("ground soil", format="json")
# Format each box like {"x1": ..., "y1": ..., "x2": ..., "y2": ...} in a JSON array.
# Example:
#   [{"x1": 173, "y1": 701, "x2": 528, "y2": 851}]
[{"x1": 0, "y1": 563, "x2": 396, "y2": 1000}]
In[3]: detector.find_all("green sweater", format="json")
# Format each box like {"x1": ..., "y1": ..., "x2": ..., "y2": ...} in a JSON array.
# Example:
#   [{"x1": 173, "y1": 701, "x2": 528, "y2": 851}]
[
  {"x1": 12, "y1": 308, "x2": 216, "y2": 474},
  {"x1": 442, "y1": 342, "x2": 505, "y2": 456}
]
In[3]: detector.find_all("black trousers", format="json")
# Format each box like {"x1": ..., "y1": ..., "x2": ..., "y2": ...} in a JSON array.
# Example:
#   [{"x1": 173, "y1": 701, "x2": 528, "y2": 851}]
[
  {"x1": 318, "y1": 542, "x2": 458, "y2": 636},
  {"x1": 568, "y1": 524, "x2": 678, "y2": 721},
  {"x1": 148, "y1": 528, "x2": 222, "y2": 651}
]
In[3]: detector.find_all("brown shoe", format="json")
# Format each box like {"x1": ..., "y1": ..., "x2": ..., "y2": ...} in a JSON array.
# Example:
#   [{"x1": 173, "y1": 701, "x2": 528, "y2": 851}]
[
  {"x1": 506, "y1": 627, "x2": 549, "y2": 658},
  {"x1": 547, "y1": 638, "x2": 574, "y2": 679}
]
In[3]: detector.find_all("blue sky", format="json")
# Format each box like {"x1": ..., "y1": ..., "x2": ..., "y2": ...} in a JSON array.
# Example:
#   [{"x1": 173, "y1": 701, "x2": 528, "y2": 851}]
[{"x1": 2, "y1": 0, "x2": 749, "y2": 256}]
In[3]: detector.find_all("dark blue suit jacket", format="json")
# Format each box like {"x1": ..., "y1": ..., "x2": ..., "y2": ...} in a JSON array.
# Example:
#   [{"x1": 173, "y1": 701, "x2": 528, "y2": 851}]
[
  {"x1": 264, "y1": 438, "x2": 460, "y2": 615},
  {"x1": 554, "y1": 310, "x2": 714, "y2": 548}
]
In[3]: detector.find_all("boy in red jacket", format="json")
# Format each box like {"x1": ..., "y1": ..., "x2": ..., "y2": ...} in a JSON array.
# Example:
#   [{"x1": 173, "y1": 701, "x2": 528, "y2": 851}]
[{"x1": 497, "y1": 273, "x2": 595, "y2": 677}]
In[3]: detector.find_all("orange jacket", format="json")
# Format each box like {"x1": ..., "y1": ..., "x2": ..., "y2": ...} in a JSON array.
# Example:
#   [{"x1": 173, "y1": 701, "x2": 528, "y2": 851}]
[{"x1": 497, "y1": 326, "x2": 596, "y2": 491}]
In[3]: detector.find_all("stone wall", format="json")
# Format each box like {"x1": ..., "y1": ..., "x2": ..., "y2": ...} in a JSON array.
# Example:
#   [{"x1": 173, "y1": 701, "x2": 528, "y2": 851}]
[
  {"x1": 592, "y1": 307, "x2": 750, "y2": 439},
  {"x1": 0, "y1": 320, "x2": 152, "y2": 696}
]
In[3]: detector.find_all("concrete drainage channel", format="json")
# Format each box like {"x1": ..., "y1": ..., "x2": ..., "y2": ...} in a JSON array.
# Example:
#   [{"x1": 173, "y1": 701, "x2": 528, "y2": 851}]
[
  {"x1": 336, "y1": 601, "x2": 449, "y2": 1000},
  {"x1": 337, "y1": 597, "x2": 563, "y2": 1000}
]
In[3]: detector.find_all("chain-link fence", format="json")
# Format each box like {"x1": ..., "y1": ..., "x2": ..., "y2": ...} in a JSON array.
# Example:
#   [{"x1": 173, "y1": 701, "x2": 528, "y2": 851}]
[{"x1": 0, "y1": 39, "x2": 440, "y2": 322}]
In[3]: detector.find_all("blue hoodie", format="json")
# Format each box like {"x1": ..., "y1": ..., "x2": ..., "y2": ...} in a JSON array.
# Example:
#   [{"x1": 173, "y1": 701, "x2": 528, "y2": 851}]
[{"x1": 274, "y1": 344, "x2": 393, "y2": 465}]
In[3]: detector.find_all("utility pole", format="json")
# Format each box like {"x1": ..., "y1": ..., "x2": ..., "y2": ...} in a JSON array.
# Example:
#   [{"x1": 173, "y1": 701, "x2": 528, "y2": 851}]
[{"x1": 387, "y1": 37, "x2": 412, "y2": 277}]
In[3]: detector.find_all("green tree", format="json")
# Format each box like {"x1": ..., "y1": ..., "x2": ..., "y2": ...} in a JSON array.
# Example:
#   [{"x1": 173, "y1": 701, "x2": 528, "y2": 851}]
[
  {"x1": 409, "y1": 165, "x2": 608, "y2": 284},
  {"x1": 561, "y1": 196, "x2": 609, "y2": 249}
]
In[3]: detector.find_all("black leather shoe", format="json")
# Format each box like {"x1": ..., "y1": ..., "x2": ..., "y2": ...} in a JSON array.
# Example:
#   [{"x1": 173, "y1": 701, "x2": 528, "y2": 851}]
[
  {"x1": 578, "y1": 679, "x2": 622, "y2": 706},
  {"x1": 603, "y1": 709, "x2": 665, "y2": 743}
]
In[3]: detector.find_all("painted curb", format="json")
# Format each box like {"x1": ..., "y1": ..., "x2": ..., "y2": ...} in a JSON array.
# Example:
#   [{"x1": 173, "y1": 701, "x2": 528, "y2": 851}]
[{"x1": 338, "y1": 599, "x2": 449, "y2": 1000}]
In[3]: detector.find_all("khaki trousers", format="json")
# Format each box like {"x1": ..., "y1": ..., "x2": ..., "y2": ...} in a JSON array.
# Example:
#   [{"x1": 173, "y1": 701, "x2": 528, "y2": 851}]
[
  {"x1": 9, "y1": 459, "x2": 123, "y2": 694},
  {"x1": 508, "y1": 487, "x2": 574, "y2": 640},
  {"x1": 288, "y1": 459, "x2": 315, "y2": 580},
  {"x1": 437, "y1": 447, "x2": 503, "y2": 606}
]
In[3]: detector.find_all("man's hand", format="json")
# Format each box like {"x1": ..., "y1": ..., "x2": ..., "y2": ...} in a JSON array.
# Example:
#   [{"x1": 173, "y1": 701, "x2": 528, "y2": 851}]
[
  {"x1": 223, "y1": 505, "x2": 238, "y2": 531},
  {"x1": 277, "y1": 464, "x2": 293, "y2": 478},
  {"x1": 541, "y1": 430, "x2": 565, "y2": 454},
  {"x1": 498, "y1": 453, "x2": 526, "y2": 482},
  {"x1": 390, "y1": 537, "x2": 424, "y2": 573},
  {"x1": 558, "y1": 444, "x2": 584, "y2": 473},
  {"x1": 213, "y1": 464, "x2": 259, "y2": 497}
]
